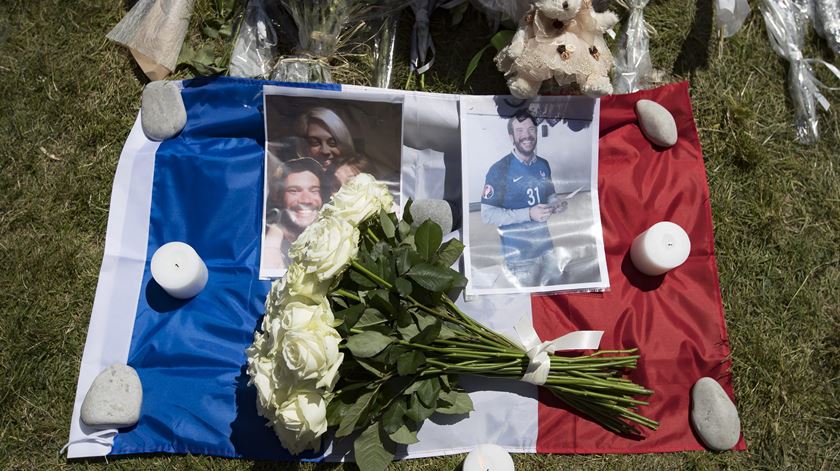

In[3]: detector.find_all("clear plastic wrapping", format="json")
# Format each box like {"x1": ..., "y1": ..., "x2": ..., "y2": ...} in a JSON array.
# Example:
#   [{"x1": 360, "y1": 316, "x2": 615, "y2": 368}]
[
  {"x1": 760, "y1": 0, "x2": 837, "y2": 144},
  {"x1": 715, "y1": 0, "x2": 751, "y2": 38},
  {"x1": 270, "y1": 0, "x2": 400, "y2": 83},
  {"x1": 106, "y1": 0, "x2": 196, "y2": 81},
  {"x1": 814, "y1": 0, "x2": 840, "y2": 54},
  {"x1": 229, "y1": 0, "x2": 278, "y2": 78},
  {"x1": 613, "y1": 0, "x2": 652, "y2": 94},
  {"x1": 372, "y1": 12, "x2": 400, "y2": 88}
]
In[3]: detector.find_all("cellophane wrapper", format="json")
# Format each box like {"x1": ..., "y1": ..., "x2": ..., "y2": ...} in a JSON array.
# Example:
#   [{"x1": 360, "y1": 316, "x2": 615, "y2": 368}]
[
  {"x1": 715, "y1": 0, "x2": 751, "y2": 38},
  {"x1": 229, "y1": 0, "x2": 278, "y2": 78},
  {"x1": 814, "y1": 0, "x2": 840, "y2": 54},
  {"x1": 270, "y1": 0, "x2": 398, "y2": 83},
  {"x1": 760, "y1": 0, "x2": 824, "y2": 144},
  {"x1": 613, "y1": 0, "x2": 652, "y2": 94},
  {"x1": 106, "y1": 0, "x2": 196, "y2": 79}
]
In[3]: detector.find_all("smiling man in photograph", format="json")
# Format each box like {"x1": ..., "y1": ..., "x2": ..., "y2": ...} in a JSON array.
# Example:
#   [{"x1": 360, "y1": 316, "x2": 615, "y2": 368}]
[
  {"x1": 480, "y1": 110, "x2": 567, "y2": 287},
  {"x1": 261, "y1": 157, "x2": 325, "y2": 272}
]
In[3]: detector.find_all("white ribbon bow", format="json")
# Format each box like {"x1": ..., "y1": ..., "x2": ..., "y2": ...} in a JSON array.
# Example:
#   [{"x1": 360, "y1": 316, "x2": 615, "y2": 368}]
[
  {"x1": 513, "y1": 315, "x2": 603, "y2": 386},
  {"x1": 59, "y1": 428, "x2": 118, "y2": 457}
]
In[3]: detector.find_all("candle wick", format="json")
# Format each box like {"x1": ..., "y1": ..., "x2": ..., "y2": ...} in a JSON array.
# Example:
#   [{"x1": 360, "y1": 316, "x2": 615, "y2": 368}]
[{"x1": 175, "y1": 263, "x2": 180, "y2": 268}]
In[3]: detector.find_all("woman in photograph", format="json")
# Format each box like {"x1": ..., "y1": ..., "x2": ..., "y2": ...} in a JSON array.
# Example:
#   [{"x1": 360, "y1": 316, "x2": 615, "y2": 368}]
[
  {"x1": 296, "y1": 107, "x2": 355, "y2": 168},
  {"x1": 327, "y1": 153, "x2": 373, "y2": 191}
]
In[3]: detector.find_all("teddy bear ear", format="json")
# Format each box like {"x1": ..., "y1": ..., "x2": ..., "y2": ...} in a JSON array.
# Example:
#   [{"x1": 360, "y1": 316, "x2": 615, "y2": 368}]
[{"x1": 591, "y1": 0, "x2": 614, "y2": 13}]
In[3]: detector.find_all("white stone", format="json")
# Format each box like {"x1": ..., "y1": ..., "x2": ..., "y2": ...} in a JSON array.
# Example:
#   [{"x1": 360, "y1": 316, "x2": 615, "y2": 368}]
[
  {"x1": 635, "y1": 99, "x2": 678, "y2": 147},
  {"x1": 141, "y1": 81, "x2": 186, "y2": 141},
  {"x1": 411, "y1": 199, "x2": 453, "y2": 235},
  {"x1": 690, "y1": 377, "x2": 741, "y2": 451},
  {"x1": 80, "y1": 364, "x2": 143, "y2": 428}
]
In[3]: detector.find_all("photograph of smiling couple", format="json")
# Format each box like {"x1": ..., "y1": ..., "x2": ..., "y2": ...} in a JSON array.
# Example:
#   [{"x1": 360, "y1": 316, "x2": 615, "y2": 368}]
[{"x1": 260, "y1": 88, "x2": 403, "y2": 278}]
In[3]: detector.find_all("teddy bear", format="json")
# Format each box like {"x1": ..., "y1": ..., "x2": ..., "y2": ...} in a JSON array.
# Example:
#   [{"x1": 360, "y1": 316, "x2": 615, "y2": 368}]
[{"x1": 495, "y1": 0, "x2": 619, "y2": 98}]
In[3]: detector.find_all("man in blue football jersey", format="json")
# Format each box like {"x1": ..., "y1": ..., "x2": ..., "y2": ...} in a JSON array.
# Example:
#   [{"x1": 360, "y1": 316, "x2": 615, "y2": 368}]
[{"x1": 480, "y1": 110, "x2": 567, "y2": 287}]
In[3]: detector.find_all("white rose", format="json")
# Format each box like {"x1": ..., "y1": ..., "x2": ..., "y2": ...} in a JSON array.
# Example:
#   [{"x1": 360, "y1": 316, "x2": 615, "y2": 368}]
[
  {"x1": 321, "y1": 173, "x2": 394, "y2": 226},
  {"x1": 272, "y1": 391, "x2": 328, "y2": 455},
  {"x1": 249, "y1": 355, "x2": 276, "y2": 417},
  {"x1": 265, "y1": 266, "x2": 330, "y2": 317},
  {"x1": 316, "y1": 352, "x2": 343, "y2": 391},
  {"x1": 246, "y1": 331, "x2": 280, "y2": 419},
  {"x1": 289, "y1": 216, "x2": 359, "y2": 281},
  {"x1": 281, "y1": 326, "x2": 342, "y2": 383},
  {"x1": 278, "y1": 298, "x2": 334, "y2": 331}
]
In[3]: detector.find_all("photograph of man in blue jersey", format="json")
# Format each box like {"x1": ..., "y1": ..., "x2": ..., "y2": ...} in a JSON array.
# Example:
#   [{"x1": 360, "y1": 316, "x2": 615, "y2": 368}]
[
  {"x1": 460, "y1": 95, "x2": 609, "y2": 295},
  {"x1": 480, "y1": 110, "x2": 568, "y2": 287}
]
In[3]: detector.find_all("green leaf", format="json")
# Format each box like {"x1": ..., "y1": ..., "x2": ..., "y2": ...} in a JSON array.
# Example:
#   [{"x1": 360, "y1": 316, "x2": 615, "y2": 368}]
[
  {"x1": 357, "y1": 308, "x2": 388, "y2": 328},
  {"x1": 415, "y1": 312, "x2": 436, "y2": 331},
  {"x1": 202, "y1": 24, "x2": 220, "y2": 38},
  {"x1": 451, "y1": 271, "x2": 468, "y2": 292},
  {"x1": 490, "y1": 29, "x2": 516, "y2": 50},
  {"x1": 354, "y1": 423, "x2": 396, "y2": 471},
  {"x1": 405, "y1": 392, "x2": 436, "y2": 422},
  {"x1": 415, "y1": 220, "x2": 443, "y2": 261},
  {"x1": 413, "y1": 320, "x2": 441, "y2": 345},
  {"x1": 177, "y1": 42, "x2": 196, "y2": 63},
  {"x1": 394, "y1": 277, "x2": 413, "y2": 297},
  {"x1": 397, "y1": 321, "x2": 420, "y2": 340},
  {"x1": 194, "y1": 45, "x2": 216, "y2": 65},
  {"x1": 347, "y1": 331, "x2": 394, "y2": 358},
  {"x1": 382, "y1": 399, "x2": 407, "y2": 434},
  {"x1": 398, "y1": 220, "x2": 412, "y2": 241},
  {"x1": 416, "y1": 378, "x2": 442, "y2": 408},
  {"x1": 407, "y1": 263, "x2": 453, "y2": 293},
  {"x1": 349, "y1": 269, "x2": 378, "y2": 289},
  {"x1": 464, "y1": 44, "x2": 490, "y2": 84},
  {"x1": 379, "y1": 210, "x2": 396, "y2": 239},
  {"x1": 336, "y1": 390, "x2": 376, "y2": 437},
  {"x1": 354, "y1": 357, "x2": 387, "y2": 378},
  {"x1": 438, "y1": 322, "x2": 460, "y2": 339},
  {"x1": 395, "y1": 306, "x2": 413, "y2": 328},
  {"x1": 389, "y1": 425, "x2": 420, "y2": 445},
  {"x1": 403, "y1": 381, "x2": 423, "y2": 395},
  {"x1": 368, "y1": 289, "x2": 397, "y2": 315},
  {"x1": 326, "y1": 395, "x2": 351, "y2": 427},
  {"x1": 218, "y1": 22, "x2": 233, "y2": 38},
  {"x1": 403, "y1": 199, "x2": 414, "y2": 224},
  {"x1": 335, "y1": 303, "x2": 366, "y2": 333},
  {"x1": 396, "y1": 350, "x2": 426, "y2": 375},
  {"x1": 394, "y1": 247, "x2": 412, "y2": 275},
  {"x1": 436, "y1": 390, "x2": 474, "y2": 415},
  {"x1": 436, "y1": 238, "x2": 465, "y2": 268}
]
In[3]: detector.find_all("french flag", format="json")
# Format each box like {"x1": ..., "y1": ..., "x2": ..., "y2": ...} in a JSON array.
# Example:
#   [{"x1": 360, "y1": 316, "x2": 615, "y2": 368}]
[{"x1": 66, "y1": 78, "x2": 744, "y2": 461}]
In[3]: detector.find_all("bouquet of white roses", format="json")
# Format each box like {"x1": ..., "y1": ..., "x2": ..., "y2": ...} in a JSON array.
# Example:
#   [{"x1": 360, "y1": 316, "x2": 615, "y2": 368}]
[{"x1": 247, "y1": 174, "x2": 657, "y2": 470}]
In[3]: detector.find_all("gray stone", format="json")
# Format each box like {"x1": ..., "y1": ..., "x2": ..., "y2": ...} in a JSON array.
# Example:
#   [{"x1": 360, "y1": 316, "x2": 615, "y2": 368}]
[
  {"x1": 80, "y1": 364, "x2": 143, "y2": 428},
  {"x1": 635, "y1": 99, "x2": 678, "y2": 147},
  {"x1": 690, "y1": 377, "x2": 741, "y2": 451},
  {"x1": 141, "y1": 81, "x2": 186, "y2": 141},
  {"x1": 411, "y1": 199, "x2": 453, "y2": 235}
]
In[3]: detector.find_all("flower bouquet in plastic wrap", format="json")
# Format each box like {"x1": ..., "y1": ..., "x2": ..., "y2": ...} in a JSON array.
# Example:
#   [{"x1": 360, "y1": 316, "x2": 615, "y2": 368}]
[
  {"x1": 271, "y1": 0, "x2": 400, "y2": 83},
  {"x1": 246, "y1": 175, "x2": 658, "y2": 471}
]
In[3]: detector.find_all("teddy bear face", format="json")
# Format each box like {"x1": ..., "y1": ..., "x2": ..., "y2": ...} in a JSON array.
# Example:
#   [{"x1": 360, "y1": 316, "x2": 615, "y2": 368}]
[{"x1": 534, "y1": 0, "x2": 582, "y2": 21}]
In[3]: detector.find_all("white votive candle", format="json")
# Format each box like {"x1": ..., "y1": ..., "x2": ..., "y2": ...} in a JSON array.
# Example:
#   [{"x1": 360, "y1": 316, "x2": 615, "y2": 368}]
[
  {"x1": 630, "y1": 221, "x2": 691, "y2": 276},
  {"x1": 150, "y1": 242, "x2": 208, "y2": 299},
  {"x1": 463, "y1": 444, "x2": 515, "y2": 471}
]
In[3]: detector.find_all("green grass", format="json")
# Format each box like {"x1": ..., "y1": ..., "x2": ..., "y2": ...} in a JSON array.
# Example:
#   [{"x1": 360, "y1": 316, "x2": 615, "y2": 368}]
[{"x1": 1, "y1": 0, "x2": 838, "y2": 469}]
